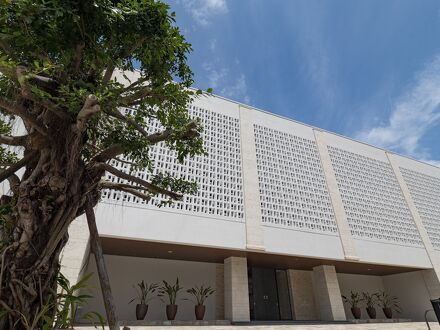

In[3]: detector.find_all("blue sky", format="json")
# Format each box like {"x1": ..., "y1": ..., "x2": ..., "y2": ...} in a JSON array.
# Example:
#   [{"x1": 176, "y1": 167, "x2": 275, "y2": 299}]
[{"x1": 167, "y1": 0, "x2": 440, "y2": 165}]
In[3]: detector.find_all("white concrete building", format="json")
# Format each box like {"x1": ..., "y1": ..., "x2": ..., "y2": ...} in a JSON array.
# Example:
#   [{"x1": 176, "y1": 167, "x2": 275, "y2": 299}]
[{"x1": 62, "y1": 92, "x2": 440, "y2": 323}]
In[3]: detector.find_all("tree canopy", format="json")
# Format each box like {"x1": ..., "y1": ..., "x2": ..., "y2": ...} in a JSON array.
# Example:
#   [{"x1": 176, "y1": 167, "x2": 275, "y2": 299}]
[{"x1": 0, "y1": 0, "x2": 206, "y2": 328}]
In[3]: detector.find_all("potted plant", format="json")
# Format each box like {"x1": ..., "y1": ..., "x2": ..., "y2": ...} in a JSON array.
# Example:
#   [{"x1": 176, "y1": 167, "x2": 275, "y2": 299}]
[
  {"x1": 185, "y1": 285, "x2": 215, "y2": 320},
  {"x1": 129, "y1": 280, "x2": 158, "y2": 320},
  {"x1": 342, "y1": 291, "x2": 363, "y2": 319},
  {"x1": 158, "y1": 278, "x2": 183, "y2": 320},
  {"x1": 378, "y1": 292, "x2": 401, "y2": 319},
  {"x1": 362, "y1": 292, "x2": 379, "y2": 319}
]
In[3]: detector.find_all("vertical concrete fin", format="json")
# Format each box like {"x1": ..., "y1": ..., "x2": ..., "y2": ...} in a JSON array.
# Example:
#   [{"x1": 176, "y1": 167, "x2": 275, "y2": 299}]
[
  {"x1": 287, "y1": 269, "x2": 318, "y2": 320},
  {"x1": 239, "y1": 105, "x2": 265, "y2": 251},
  {"x1": 313, "y1": 129, "x2": 359, "y2": 261},
  {"x1": 224, "y1": 256, "x2": 250, "y2": 322},
  {"x1": 215, "y1": 264, "x2": 225, "y2": 319},
  {"x1": 312, "y1": 265, "x2": 346, "y2": 321},
  {"x1": 386, "y1": 152, "x2": 440, "y2": 282}
]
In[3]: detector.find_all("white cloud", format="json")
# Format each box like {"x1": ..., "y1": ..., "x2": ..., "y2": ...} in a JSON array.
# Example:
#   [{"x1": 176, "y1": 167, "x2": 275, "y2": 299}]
[
  {"x1": 221, "y1": 74, "x2": 250, "y2": 104},
  {"x1": 209, "y1": 39, "x2": 217, "y2": 52},
  {"x1": 180, "y1": 0, "x2": 228, "y2": 25},
  {"x1": 202, "y1": 62, "x2": 227, "y2": 88},
  {"x1": 355, "y1": 56, "x2": 440, "y2": 164},
  {"x1": 422, "y1": 159, "x2": 440, "y2": 167},
  {"x1": 203, "y1": 62, "x2": 250, "y2": 104}
]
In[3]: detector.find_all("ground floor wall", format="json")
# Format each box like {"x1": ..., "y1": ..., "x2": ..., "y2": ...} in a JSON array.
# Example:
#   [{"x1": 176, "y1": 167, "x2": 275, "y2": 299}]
[
  {"x1": 75, "y1": 253, "x2": 438, "y2": 323},
  {"x1": 338, "y1": 271, "x2": 436, "y2": 322},
  {"x1": 78, "y1": 255, "x2": 221, "y2": 322},
  {"x1": 337, "y1": 273, "x2": 386, "y2": 319},
  {"x1": 383, "y1": 271, "x2": 437, "y2": 322}
]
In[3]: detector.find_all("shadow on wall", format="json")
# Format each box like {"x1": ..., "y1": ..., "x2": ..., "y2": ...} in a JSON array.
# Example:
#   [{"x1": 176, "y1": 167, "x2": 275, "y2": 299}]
[
  {"x1": 77, "y1": 255, "x2": 219, "y2": 321},
  {"x1": 338, "y1": 271, "x2": 436, "y2": 322}
]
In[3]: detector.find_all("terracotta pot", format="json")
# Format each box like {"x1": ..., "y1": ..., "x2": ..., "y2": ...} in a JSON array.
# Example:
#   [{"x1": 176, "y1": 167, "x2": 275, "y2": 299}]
[
  {"x1": 383, "y1": 307, "x2": 393, "y2": 319},
  {"x1": 166, "y1": 304, "x2": 178, "y2": 320},
  {"x1": 351, "y1": 307, "x2": 361, "y2": 319},
  {"x1": 136, "y1": 304, "x2": 148, "y2": 320},
  {"x1": 366, "y1": 306, "x2": 376, "y2": 319},
  {"x1": 195, "y1": 304, "x2": 206, "y2": 320}
]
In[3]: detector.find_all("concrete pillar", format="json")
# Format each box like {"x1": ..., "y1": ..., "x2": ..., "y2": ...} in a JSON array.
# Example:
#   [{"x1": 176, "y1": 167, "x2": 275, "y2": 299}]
[
  {"x1": 287, "y1": 269, "x2": 318, "y2": 320},
  {"x1": 422, "y1": 269, "x2": 440, "y2": 299},
  {"x1": 60, "y1": 214, "x2": 90, "y2": 284},
  {"x1": 224, "y1": 256, "x2": 250, "y2": 322},
  {"x1": 215, "y1": 264, "x2": 225, "y2": 319},
  {"x1": 313, "y1": 129, "x2": 359, "y2": 261},
  {"x1": 386, "y1": 152, "x2": 440, "y2": 285},
  {"x1": 312, "y1": 265, "x2": 346, "y2": 321},
  {"x1": 239, "y1": 105, "x2": 265, "y2": 251}
]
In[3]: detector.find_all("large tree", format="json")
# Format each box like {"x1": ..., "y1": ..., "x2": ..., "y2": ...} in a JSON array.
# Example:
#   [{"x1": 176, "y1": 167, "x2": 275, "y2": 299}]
[{"x1": 0, "y1": 1, "x2": 206, "y2": 329}]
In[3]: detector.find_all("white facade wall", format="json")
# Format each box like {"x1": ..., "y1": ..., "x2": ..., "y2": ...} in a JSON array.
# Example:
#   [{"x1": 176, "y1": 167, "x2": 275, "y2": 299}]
[
  {"x1": 78, "y1": 255, "x2": 218, "y2": 322},
  {"x1": 337, "y1": 273, "x2": 386, "y2": 319},
  {"x1": 95, "y1": 93, "x2": 440, "y2": 270},
  {"x1": 61, "y1": 91, "x2": 440, "y2": 322},
  {"x1": 382, "y1": 271, "x2": 436, "y2": 322}
]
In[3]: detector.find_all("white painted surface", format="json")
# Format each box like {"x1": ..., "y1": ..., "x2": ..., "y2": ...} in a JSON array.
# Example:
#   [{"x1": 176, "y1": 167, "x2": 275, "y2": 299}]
[
  {"x1": 192, "y1": 94, "x2": 240, "y2": 119},
  {"x1": 239, "y1": 105, "x2": 265, "y2": 250},
  {"x1": 263, "y1": 226, "x2": 345, "y2": 260},
  {"x1": 95, "y1": 202, "x2": 246, "y2": 250},
  {"x1": 78, "y1": 255, "x2": 218, "y2": 322},
  {"x1": 224, "y1": 256, "x2": 250, "y2": 322},
  {"x1": 314, "y1": 129, "x2": 358, "y2": 261},
  {"x1": 321, "y1": 131, "x2": 389, "y2": 162},
  {"x1": 382, "y1": 270, "x2": 435, "y2": 322},
  {"x1": 337, "y1": 273, "x2": 386, "y2": 319},
  {"x1": 248, "y1": 107, "x2": 316, "y2": 140},
  {"x1": 312, "y1": 265, "x2": 346, "y2": 321},
  {"x1": 354, "y1": 239, "x2": 431, "y2": 268},
  {"x1": 60, "y1": 215, "x2": 89, "y2": 284}
]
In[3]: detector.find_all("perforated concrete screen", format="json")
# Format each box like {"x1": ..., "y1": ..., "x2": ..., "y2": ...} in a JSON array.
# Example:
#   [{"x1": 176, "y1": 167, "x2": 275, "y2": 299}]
[
  {"x1": 253, "y1": 125, "x2": 338, "y2": 234},
  {"x1": 102, "y1": 105, "x2": 244, "y2": 221},
  {"x1": 327, "y1": 146, "x2": 422, "y2": 246},
  {"x1": 400, "y1": 168, "x2": 440, "y2": 249}
]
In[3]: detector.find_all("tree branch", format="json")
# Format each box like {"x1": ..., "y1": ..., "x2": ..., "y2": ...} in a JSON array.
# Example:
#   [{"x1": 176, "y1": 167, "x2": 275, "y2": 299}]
[
  {"x1": 102, "y1": 36, "x2": 149, "y2": 86},
  {"x1": 0, "y1": 64, "x2": 14, "y2": 78},
  {"x1": 0, "y1": 134, "x2": 27, "y2": 146},
  {"x1": 0, "y1": 151, "x2": 37, "y2": 184},
  {"x1": 94, "y1": 163, "x2": 182, "y2": 200},
  {"x1": 102, "y1": 63, "x2": 116, "y2": 85},
  {"x1": 76, "y1": 94, "x2": 100, "y2": 131},
  {"x1": 72, "y1": 42, "x2": 85, "y2": 73},
  {"x1": 0, "y1": 97, "x2": 46, "y2": 136},
  {"x1": 85, "y1": 201, "x2": 120, "y2": 330},
  {"x1": 105, "y1": 109, "x2": 151, "y2": 139},
  {"x1": 92, "y1": 144, "x2": 124, "y2": 163},
  {"x1": 16, "y1": 66, "x2": 69, "y2": 121},
  {"x1": 0, "y1": 39, "x2": 12, "y2": 56},
  {"x1": 28, "y1": 74, "x2": 59, "y2": 91},
  {"x1": 7, "y1": 174, "x2": 20, "y2": 195},
  {"x1": 118, "y1": 86, "x2": 152, "y2": 106},
  {"x1": 100, "y1": 181, "x2": 152, "y2": 201},
  {"x1": 91, "y1": 119, "x2": 198, "y2": 163},
  {"x1": 106, "y1": 109, "x2": 198, "y2": 145}
]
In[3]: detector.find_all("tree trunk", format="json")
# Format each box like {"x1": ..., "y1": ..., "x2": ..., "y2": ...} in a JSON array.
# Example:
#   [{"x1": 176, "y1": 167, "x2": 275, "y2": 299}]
[
  {"x1": 0, "y1": 212, "x2": 70, "y2": 330},
  {"x1": 86, "y1": 205, "x2": 120, "y2": 330},
  {"x1": 0, "y1": 131, "x2": 99, "y2": 329}
]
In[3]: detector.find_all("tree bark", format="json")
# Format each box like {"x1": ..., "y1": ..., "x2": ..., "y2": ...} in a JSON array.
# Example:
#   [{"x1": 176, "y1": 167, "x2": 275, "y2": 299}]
[{"x1": 85, "y1": 204, "x2": 120, "y2": 330}]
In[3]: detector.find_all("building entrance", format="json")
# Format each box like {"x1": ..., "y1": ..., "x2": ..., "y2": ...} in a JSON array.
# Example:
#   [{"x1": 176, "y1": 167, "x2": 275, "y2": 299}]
[{"x1": 249, "y1": 267, "x2": 293, "y2": 320}]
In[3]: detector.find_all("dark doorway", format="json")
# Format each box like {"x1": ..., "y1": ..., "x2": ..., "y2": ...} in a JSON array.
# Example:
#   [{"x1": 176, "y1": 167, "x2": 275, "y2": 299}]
[{"x1": 249, "y1": 267, "x2": 293, "y2": 321}]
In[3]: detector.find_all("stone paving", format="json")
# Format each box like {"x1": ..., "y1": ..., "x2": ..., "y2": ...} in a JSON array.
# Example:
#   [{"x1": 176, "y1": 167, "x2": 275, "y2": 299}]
[{"x1": 78, "y1": 322, "x2": 440, "y2": 330}]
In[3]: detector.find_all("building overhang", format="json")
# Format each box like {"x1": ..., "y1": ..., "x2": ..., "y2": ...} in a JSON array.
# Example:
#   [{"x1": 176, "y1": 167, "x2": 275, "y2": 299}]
[{"x1": 99, "y1": 236, "x2": 427, "y2": 276}]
